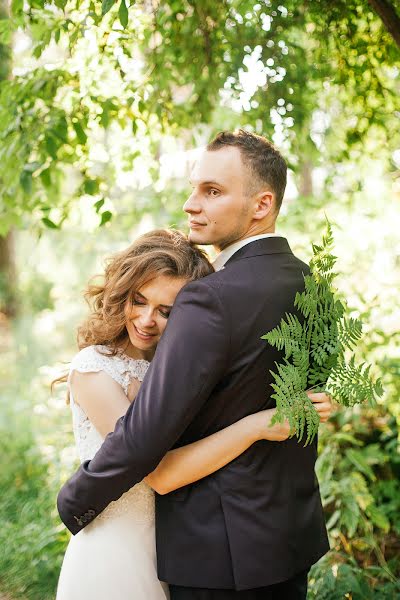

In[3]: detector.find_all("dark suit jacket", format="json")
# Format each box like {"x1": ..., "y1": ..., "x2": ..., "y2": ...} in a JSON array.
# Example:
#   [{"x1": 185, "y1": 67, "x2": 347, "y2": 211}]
[{"x1": 57, "y1": 237, "x2": 329, "y2": 590}]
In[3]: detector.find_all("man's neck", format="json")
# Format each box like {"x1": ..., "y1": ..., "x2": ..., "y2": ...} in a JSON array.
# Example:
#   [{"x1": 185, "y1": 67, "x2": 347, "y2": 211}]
[{"x1": 214, "y1": 225, "x2": 276, "y2": 253}]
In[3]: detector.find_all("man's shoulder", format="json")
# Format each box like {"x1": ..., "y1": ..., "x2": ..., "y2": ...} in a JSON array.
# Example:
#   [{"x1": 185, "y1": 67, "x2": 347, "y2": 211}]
[
  {"x1": 176, "y1": 270, "x2": 225, "y2": 304},
  {"x1": 177, "y1": 247, "x2": 310, "y2": 304}
]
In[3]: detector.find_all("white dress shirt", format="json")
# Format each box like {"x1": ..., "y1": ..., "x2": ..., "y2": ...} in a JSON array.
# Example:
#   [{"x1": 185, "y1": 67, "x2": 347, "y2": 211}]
[{"x1": 212, "y1": 233, "x2": 285, "y2": 272}]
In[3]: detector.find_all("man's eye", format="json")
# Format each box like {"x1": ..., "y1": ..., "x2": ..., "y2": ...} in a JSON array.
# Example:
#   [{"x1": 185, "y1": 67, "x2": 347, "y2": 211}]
[
  {"x1": 159, "y1": 310, "x2": 170, "y2": 319},
  {"x1": 208, "y1": 189, "x2": 220, "y2": 196}
]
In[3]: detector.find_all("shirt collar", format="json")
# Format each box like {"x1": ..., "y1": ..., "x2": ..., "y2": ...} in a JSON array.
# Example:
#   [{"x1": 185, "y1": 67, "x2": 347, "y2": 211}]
[{"x1": 212, "y1": 233, "x2": 284, "y2": 271}]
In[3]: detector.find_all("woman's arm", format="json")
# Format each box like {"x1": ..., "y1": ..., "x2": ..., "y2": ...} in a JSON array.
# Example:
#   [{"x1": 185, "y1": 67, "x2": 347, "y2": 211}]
[
  {"x1": 69, "y1": 370, "x2": 130, "y2": 438},
  {"x1": 145, "y1": 392, "x2": 332, "y2": 495},
  {"x1": 72, "y1": 372, "x2": 332, "y2": 496}
]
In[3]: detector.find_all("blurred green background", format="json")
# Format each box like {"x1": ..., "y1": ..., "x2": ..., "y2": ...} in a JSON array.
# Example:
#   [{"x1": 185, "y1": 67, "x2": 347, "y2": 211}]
[{"x1": 0, "y1": 1, "x2": 399, "y2": 598}]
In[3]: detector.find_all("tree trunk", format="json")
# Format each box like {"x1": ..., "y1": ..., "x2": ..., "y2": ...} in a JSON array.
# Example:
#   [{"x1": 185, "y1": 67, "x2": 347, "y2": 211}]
[
  {"x1": 0, "y1": 232, "x2": 18, "y2": 317},
  {"x1": 0, "y1": 0, "x2": 18, "y2": 317},
  {"x1": 298, "y1": 160, "x2": 314, "y2": 197},
  {"x1": 368, "y1": 0, "x2": 400, "y2": 49}
]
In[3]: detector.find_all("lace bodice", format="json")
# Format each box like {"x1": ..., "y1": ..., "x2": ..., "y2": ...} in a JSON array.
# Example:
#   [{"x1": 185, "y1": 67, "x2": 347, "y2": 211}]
[{"x1": 68, "y1": 345, "x2": 154, "y2": 524}]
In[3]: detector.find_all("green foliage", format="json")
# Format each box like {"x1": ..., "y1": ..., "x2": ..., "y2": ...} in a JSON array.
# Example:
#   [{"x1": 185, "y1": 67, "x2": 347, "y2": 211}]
[
  {"x1": 262, "y1": 221, "x2": 383, "y2": 444},
  {"x1": 309, "y1": 554, "x2": 400, "y2": 599},
  {"x1": 0, "y1": 2, "x2": 399, "y2": 597},
  {"x1": 0, "y1": 412, "x2": 68, "y2": 599},
  {"x1": 0, "y1": 0, "x2": 399, "y2": 232},
  {"x1": 19, "y1": 272, "x2": 54, "y2": 313},
  {"x1": 309, "y1": 411, "x2": 400, "y2": 597}
]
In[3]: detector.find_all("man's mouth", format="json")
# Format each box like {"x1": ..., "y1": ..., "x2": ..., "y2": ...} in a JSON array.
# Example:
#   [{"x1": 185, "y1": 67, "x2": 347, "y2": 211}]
[{"x1": 190, "y1": 221, "x2": 206, "y2": 228}]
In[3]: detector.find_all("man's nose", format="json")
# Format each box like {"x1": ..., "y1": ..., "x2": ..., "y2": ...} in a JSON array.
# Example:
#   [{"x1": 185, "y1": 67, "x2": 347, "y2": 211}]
[{"x1": 183, "y1": 192, "x2": 201, "y2": 214}]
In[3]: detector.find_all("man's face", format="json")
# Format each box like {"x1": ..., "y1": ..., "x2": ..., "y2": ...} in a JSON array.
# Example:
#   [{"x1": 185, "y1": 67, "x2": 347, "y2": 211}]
[{"x1": 184, "y1": 147, "x2": 253, "y2": 250}]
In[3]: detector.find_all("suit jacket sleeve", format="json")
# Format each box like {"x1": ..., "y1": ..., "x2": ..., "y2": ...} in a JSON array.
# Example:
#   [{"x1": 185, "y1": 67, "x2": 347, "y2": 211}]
[{"x1": 57, "y1": 279, "x2": 229, "y2": 534}]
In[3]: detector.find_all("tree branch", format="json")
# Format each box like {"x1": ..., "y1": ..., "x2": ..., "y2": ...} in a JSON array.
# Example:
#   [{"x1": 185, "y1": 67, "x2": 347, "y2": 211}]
[{"x1": 368, "y1": 0, "x2": 400, "y2": 49}]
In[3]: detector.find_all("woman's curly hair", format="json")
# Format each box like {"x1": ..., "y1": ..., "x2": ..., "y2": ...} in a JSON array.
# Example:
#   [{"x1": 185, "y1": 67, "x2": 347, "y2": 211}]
[
  {"x1": 78, "y1": 228, "x2": 213, "y2": 353},
  {"x1": 53, "y1": 229, "x2": 214, "y2": 399}
]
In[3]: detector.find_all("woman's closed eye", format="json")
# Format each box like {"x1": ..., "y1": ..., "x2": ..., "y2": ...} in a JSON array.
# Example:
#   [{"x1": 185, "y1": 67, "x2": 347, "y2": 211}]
[
  {"x1": 132, "y1": 295, "x2": 170, "y2": 319},
  {"x1": 132, "y1": 294, "x2": 146, "y2": 306},
  {"x1": 132, "y1": 299, "x2": 145, "y2": 306}
]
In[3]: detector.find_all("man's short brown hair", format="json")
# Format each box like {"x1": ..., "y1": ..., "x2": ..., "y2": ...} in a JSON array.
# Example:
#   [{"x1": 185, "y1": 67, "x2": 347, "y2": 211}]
[{"x1": 207, "y1": 129, "x2": 287, "y2": 212}]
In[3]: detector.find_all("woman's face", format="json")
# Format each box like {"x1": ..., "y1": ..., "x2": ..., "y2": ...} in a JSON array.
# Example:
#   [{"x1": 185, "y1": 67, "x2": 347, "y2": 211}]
[{"x1": 124, "y1": 275, "x2": 189, "y2": 360}]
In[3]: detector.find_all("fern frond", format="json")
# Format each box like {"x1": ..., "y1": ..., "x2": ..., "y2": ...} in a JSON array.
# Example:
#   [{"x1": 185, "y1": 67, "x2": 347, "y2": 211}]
[
  {"x1": 261, "y1": 219, "x2": 382, "y2": 446},
  {"x1": 328, "y1": 356, "x2": 383, "y2": 407},
  {"x1": 261, "y1": 313, "x2": 304, "y2": 359},
  {"x1": 269, "y1": 363, "x2": 320, "y2": 444},
  {"x1": 338, "y1": 317, "x2": 363, "y2": 350}
]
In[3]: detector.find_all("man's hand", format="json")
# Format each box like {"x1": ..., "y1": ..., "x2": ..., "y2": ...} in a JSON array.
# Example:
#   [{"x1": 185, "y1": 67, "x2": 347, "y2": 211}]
[
  {"x1": 256, "y1": 391, "x2": 333, "y2": 442},
  {"x1": 307, "y1": 391, "x2": 333, "y2": 423}
]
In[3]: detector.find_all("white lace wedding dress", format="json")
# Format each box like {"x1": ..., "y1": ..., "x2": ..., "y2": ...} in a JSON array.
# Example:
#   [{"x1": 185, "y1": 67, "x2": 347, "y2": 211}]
[{"x1": 56, "y1": 345, "x2": 169, "y2": 600}]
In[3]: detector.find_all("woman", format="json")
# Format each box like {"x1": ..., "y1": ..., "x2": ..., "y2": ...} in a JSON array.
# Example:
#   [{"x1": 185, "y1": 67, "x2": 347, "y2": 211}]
[{"x1": 56, "y1": 229, "x2": 331, "y2": 599}]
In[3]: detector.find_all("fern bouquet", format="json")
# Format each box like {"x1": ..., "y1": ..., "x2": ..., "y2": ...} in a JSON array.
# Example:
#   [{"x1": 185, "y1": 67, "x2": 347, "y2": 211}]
[{"x1": 262, "y1": 222, "x2": 383, "y2": 445}]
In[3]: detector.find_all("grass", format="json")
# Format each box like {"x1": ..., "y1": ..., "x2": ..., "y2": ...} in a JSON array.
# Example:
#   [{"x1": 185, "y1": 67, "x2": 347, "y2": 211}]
[
  {"x1": 0, "y1": 413, "x2": 68, "y2": 599},
  {"x1": 0, "y1": 315, "x2": 74, "y2": 599}
]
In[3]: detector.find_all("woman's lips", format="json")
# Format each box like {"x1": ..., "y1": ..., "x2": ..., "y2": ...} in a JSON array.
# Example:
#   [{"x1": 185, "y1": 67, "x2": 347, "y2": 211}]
[{"x1": 133, "y1": 324, "x2": 157, "y2": 341}]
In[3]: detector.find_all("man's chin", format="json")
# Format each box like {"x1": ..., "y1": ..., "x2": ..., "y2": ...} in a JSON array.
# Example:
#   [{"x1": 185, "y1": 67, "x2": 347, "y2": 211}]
[{"x1": 188, "y1": 230, "x2": 212, "y2": 246}]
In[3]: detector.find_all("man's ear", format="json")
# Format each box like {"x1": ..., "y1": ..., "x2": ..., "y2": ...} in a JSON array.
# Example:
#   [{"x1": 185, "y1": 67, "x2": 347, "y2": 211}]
[{"x1": 252, "y1": 190, "x2": 274, "y2": 220}]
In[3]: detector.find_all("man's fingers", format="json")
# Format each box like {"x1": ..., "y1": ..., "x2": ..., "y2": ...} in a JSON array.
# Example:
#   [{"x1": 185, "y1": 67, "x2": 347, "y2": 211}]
[
  {"x1": 315, "y1": 401, "x2": 331, "y2": 412},
  {"x1": 319, "y1": 412, "x2": 330, "y2": 422},
  {"x1": 307, "y1": 391, "x2": 332, "y2": 404}
]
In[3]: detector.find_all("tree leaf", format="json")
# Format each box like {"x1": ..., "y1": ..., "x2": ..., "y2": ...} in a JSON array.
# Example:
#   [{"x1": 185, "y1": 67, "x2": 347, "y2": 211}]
[
  {"x1": 94, "y1": 198, "x2": 105, "y2": 213},
  {"x1": 11, "y1": 0, "x2": 24, "y2": 18},
  {"x1": 0, "y1": 21, "x2": 13, "y2": 45},
  {"x1": 20, "y1": 171, "x2": 32, "y2": 195},
  {"x1": 99, "y1": 210, "x2": 113, "y2": 226},
  {"x1": 366, "y1": 505, "x2": 390, "y2": 533},
  {"x1": 45, "y1": 134, "x2": 58, "y2": 160},
  {"x1": 119, "y1": 0, "x2": 128, "y2": 29},
  {"x1": 102, "y1": 0, "x2": 116, "y2": 16},
  {"x1": 345, "y1": 449, "x2": 376, "y2": 482},
  {"x1": 40, "y1": 168, "x2": 52, "y2": 188},
  {"x1": 72, "y1": 121, "x2": 87, "y2": 144},
  {"x1": 42, "y1": 217, "x2": 59, "y2": 229},
  {"x1": 84, "y1": 179, "x2": 99, "y2": 195}
]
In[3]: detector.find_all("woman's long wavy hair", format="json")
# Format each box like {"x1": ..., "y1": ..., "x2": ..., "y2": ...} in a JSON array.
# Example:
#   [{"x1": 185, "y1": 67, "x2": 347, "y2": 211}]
[{"x1": 53, "y1": 229, "x2": 214, "y2": 399}]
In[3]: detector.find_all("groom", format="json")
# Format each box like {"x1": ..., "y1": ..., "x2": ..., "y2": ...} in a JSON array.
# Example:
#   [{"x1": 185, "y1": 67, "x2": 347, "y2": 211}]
[{"x1": 58, "y1": 130, "x2": 329, "y2": 598}]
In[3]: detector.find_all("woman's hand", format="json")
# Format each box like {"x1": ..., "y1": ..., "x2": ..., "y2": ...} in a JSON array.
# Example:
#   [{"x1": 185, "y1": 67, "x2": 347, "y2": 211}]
[{"x1": 254, "y1": 391, "x2": 334, "y2": 442}]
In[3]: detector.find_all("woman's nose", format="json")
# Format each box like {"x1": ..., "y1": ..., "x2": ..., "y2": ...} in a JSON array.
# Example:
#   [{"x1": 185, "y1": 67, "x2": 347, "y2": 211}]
[{"x1": 139, "y1": 309, "x2": 156, "y2": 328}]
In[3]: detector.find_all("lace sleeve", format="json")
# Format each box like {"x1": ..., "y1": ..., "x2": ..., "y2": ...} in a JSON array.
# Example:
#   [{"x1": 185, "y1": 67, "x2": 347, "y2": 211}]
[
  {"x1": 69, "y1": 345, "x2": 127, "y2": 392},
  {"x1": 68, "y1": 345, "x2": 150, "y2": 397},
  {"x1": 67, "y1": 345, "x2": 150, "y2": 464}
]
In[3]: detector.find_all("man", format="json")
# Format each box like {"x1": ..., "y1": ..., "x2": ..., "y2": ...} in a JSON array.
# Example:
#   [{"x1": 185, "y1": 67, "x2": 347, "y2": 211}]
[{"x1": 57, "y1": 130, "x2": 330, "y2": 598}]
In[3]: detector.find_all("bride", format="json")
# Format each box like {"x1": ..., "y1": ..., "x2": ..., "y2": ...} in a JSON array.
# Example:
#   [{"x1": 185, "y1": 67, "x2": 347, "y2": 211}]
[{"x1": 56, "y1": 229, "x2": 332, "y2": 599}]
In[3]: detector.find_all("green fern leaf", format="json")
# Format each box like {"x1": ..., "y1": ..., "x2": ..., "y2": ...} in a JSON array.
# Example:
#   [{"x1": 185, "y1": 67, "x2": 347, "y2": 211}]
[{"x1": 262, "y1": 220, "x2": 383, "y2": 445}]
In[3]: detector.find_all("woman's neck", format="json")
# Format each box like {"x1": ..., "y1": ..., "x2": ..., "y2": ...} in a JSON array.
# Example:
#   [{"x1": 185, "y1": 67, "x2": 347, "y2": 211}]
[{"x1": 121, "y1": 341, "x2": 155, "y2": 362}]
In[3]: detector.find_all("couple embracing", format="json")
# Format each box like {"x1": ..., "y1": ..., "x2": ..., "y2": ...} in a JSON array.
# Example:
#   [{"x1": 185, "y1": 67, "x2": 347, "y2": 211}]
[{"x1": 56, "y1": 130, "x2": 331, "y2": 599}]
